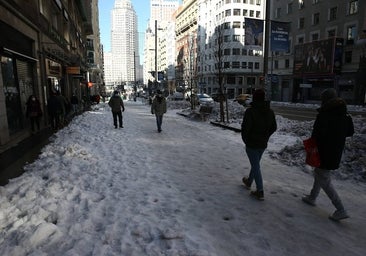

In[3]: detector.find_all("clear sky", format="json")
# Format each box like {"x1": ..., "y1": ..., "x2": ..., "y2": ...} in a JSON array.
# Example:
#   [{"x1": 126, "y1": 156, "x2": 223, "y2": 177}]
[
  {"x1": 99, "y1": 0, "x2": 182, "y2": 62},
  {"x1": 99, "y1": 0, "x2": 150, "y2": 61}
]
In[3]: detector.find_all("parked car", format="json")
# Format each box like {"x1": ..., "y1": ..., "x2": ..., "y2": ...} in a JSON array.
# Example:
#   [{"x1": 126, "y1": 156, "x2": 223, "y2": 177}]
[
  {"x1": 196, "y1": 93, "x2": 214, "y2": 105},
  {"x1": 211, "y1": 92, "x2": 226, "y2": 102},
  {"x1": 168, "y1": 92, "x2": 184, "y2": 101},
  {"x1": 235, "y1": 94, "x2": 252, "y2": 106}
]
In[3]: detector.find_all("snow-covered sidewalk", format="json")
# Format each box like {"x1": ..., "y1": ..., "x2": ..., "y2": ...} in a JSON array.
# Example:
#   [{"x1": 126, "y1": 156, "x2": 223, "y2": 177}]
[{"x1": 0, "y1": 100, "x2": 365, "y2": 256}]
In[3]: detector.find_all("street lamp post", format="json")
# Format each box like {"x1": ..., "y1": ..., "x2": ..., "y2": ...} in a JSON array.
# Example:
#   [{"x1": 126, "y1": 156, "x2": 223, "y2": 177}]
[{"x1": 155, "y1": 20, "x2": 158, "y2": 89}]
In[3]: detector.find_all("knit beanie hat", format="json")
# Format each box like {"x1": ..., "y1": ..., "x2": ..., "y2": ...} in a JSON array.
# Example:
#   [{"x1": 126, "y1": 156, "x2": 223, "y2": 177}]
[
  {"x1": 321, "y1": 88, "x2": 336, "y2": 105},
  {"x1": 252, "y1": 89, "x2": 265, "y2": 102}
]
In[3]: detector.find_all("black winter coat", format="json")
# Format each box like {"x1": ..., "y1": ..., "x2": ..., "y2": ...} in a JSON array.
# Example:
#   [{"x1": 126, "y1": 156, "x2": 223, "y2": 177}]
[
  {"x1": 312, "y1": 98, "x2": 353, "y2": 170},
  {"x1": 241, "y1": 101, "x2": 277, "y2": 149}
]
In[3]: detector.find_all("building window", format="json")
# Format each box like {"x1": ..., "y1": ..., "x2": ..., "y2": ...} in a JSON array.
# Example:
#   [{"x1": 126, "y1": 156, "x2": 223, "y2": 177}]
[
  {"x1": 250, "y1": 10, "x2": 254, "y2": 17},
  {"x1": 274, "y1": 60, "x2": 279, "y2": 69},
  {"x1": 299, "y1": 17, "x2": 305, "y2": 29},
  {"x1": 328, "y1": 29, "x2": 336, "y2": 38},
  {"x1": 224, "y1": 49, "x2": 231, "y2": 55},
  {"x1": 242, "y1": 49, "x2": 247, "y2": 55},
  {"x1": 285, "y1": 59, "x2": 290, "y2": 68},
  {"x1": 329, "y1": 7, "x2": 337, "y2": 21},
  {"x1": 299, "y1": 0, "x2": 304, "y2": 9},
  {"x1": 311, "y1": 33, "x2": 319, "y2": 41},
  {"x1": 276, "y1": 8, "x2": 281, "y2": 18},
  {"x1": 232, "y1": 62, "x2": 240, "y2": 68},
  {"x1": 256, "y1": 11, "x2": 261, "y2": 18},
  {"x1": 224, "y1": 35, "x2": 231, "y2": 42},
  {"x1": 287, "y1": 3, "x2": 293, "y2": 14},
  {"x1": 232, "y1": 22, "x2": 241, "y2": 28},
  {"x1": 348, "y1": 1, "x2": 358, "y2": 15},
  {"x1": 312, "y1": 0, "x2": 319, "y2": 4},
  {"x1": 242, "y1": 62, "x2": 247, "y2": 68},
  {"x1": 243, "y1": 9, "x2": 248, "y2": 16},
  {"x1": 256, "y1": 0, "x2": 261, "y2": 5},
  {"x1": 347, "y1": 25, "x2": 356, "y2": 41},
  {"x1": 233, "y1": 9, "x2": 241, "y2": 16},
  {"x1": 223, "y1": 22, "x2": 230, "y2": 29},
  {"x1": 224, "y1": 62, "x2": 230, "y2": 68},
  {"x1": 225, "y1": 9, "x2": 231, "y2": 17},
  {"x1": 233, "y1": 48, "x2": 241, "y2": 55},
  {"x1": 255, "y1": 62, "x2": 260, "y2": 69},
  {"x1": 298, "y1": 37, "x2": 304, "y2": 44},
  {"x1": 313, "y1": 13, "x2": 320, "y2": 25},
  {"x1": 345, "y1": 51, "x2": 352, "y2": 63},
  {"x1": 233, "y1": 35, "x2": 240, "y2": 41},
  {"x1": 226, "y1": 0, "x2": 231, "y2": 3}
]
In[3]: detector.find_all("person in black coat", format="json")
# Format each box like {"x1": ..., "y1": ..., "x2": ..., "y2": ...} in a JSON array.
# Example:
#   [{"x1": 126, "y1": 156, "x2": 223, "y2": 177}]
[
  {"x1": 302, "y1": 88, "x2": 354, "y2": 221},
  {"x1": 26, "y1": 95, "x2": 42, "y2": 132},
  {"x1": 241, "y1": 89, "x2": 277, "y2": 200}
]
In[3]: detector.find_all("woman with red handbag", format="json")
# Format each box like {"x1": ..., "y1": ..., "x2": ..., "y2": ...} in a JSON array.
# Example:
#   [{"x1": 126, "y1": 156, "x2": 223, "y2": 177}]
[{"x1": 302, "y1": 88, "x2": 354, "y2": 221}]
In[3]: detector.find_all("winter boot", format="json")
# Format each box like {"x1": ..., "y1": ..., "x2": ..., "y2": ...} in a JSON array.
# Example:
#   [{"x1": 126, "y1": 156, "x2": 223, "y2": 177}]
[
  {"x1": 329, "y1": 209, "x2": 349, "y2": 221},
  {"x1": 302, "y1": 195, "x2": 316, "y2": 206},
  {"x1": 242, "y1": 177, "x2": 251, "y2": 190},
  {"x1": 250, "y1": 190, "x2": 264, "y2": 201}
]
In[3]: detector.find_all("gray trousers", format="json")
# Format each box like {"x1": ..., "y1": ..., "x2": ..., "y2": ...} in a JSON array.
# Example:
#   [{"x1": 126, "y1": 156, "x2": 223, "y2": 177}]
[{"x1": 310, "y1": 168, "x2": 345, "y2": 211}]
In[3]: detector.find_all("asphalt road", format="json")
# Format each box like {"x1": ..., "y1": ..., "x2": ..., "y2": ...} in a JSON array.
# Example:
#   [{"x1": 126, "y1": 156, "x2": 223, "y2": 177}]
[{"x1": 271, "y1": 104, "x2": 366, "y2": 121}]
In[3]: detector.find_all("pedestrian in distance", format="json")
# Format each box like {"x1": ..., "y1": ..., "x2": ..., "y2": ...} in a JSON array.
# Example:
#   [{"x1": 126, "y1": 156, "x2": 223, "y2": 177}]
[
  {"x1": 241, "y1": 89, "x2": 277, "y2": 201},
  {"x1": 151, "y1": 90, "x2": 167, "y2": 133},
  {"x1": 47, "y1": 91, "x2": 63, "y2": 130},
  {"x1": 108, "y1": 90, "x2": 125, "y2": 128},
  {"x1": 26, "y1": 94, "x2": 43, "y2": 133},
  {"x1": 302, "y1": 88, "x2": 354, "y2": 221},
  {"x1": 71, "y1": 94, "x2": 79, "y2": 114}
]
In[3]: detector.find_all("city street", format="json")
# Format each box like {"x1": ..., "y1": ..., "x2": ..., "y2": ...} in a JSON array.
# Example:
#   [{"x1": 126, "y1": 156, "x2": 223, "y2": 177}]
[{"x1": 0, "y1": 100, "x2": 365, "y2": 255}]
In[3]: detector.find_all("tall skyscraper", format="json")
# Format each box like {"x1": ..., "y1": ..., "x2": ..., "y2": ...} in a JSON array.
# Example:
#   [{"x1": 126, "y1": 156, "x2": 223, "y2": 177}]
[
  {"x1": 143, "y1": 0, "x2": 179, "y2": 85},
  {"x1": 107, "y1": 0, "x2": 139, "y2": 86}
]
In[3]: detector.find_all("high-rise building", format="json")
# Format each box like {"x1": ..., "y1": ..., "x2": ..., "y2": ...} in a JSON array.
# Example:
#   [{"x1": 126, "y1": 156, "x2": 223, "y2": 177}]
[
  {"x1": 143, "y1": 0, "x2": 179, "y2": 87},
  {"x1": 106, "y1": 0, "x2": 139, "y2": 86}
]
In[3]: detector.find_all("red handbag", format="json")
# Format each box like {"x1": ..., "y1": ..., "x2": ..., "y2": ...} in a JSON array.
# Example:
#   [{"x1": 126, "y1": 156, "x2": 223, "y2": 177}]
[{"x1": 303, "y1": 137, "x2": 321, "y2": 167}]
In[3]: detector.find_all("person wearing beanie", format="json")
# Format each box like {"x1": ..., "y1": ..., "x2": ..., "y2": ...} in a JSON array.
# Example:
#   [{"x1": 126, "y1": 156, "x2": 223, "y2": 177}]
[
  {"x1": 241, "y1": 89, "x2": 277, "y2": 200},
  {"x1": 151, "y1": 90, "x2": 167, "y2": 133},
  {"x1": 302, "y1": 88, "x2": 354, "y2": 221},
  {"x1": 108, "y1": 90, "x2": 125, "y2": 128}
]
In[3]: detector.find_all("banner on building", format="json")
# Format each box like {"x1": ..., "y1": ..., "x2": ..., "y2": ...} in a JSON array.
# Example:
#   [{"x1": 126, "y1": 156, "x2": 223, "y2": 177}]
[
  {"x1": 293, "y1": 38, "x2": 342, "y2": 75},
  {"x1": 244, "y1": 18, "x2": 264, "y2": 47},
  {"x1": 270, "y1": 21, "x2": 290, "y2": 52}
]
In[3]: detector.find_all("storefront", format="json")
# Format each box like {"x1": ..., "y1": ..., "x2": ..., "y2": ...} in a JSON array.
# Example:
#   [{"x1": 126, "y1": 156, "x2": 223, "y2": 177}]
[{"x1": 0, "y1": 20, "x2": 39, "y2": 143}]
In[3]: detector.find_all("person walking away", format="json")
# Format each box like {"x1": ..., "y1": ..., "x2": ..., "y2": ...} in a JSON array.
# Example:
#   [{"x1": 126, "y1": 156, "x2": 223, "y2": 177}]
[
  {"x1": 26, "y1": 95, "x2": 42, "y2": 133},
  {"x1": 151, "y1": 90, "x2": 167, "y2": 133},
  {"x1": 108, "y1": 90, "x2": 125, "y2": 128},
  {"x1": 71, "y1": 94, "x2": 79, "y2": 115},
  {"x1": 302, "y1": 88, "x2": 354, "y2": 221},
  {"x1": 241, "y1": 89, "x2": 277, "y2": 201},
  {"x1": 47, "y1": 91, "x2": 62, "y2": 130}
]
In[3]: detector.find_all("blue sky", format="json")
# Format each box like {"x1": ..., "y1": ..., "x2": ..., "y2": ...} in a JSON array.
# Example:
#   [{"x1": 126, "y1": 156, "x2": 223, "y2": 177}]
[
  {"x1": 99, "y1": 0, "x2": 150, "y2": 59},
  {"x1": 99, "y1": 0, "x2": 182, "y2": 62}
]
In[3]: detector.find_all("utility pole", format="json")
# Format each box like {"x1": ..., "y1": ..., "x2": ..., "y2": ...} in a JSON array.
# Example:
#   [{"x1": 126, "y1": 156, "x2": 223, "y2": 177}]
[
  {"x1": 263, "y1": 0, "x2": 271, "y2": 98},
  {"x1": 155, "y1": 20, "x2": 158, "y2": 90}
]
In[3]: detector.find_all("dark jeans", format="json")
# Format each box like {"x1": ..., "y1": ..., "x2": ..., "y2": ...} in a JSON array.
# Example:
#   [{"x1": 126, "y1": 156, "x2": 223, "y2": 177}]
[
  {"x1": 112, "y1": 111, "x2": 123, "y2": 127},
  {"x1": 30, "y1": 117, "x2": 40, "y2": 131},
  {"x1": 155, "y1": 114, "x2": 163, "y2": 132},
  {"x1": 245, "y1": 146, "x2": 265, "y2": 191}
]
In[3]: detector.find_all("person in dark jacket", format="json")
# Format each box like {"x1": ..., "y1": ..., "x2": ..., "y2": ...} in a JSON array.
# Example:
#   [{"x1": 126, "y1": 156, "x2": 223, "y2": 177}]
[
  {"x1": 241, "y1": 89, "x2": 277, "y2": 200},
  {"x1": 151, "y1": 90, "x2": 167, "y2": 133},
  {"x1": 302, "y1": 88, "x2": 354, "y2": 221},
  {"x1": 48, "y1": 91, "x2": 63, "y2": 130},
  {"x1": 26, "y1": 95, "x2": 43, "y2": 132},
  {"x1": 108, "y1": 90, "x2": 125, "y2": 128}
]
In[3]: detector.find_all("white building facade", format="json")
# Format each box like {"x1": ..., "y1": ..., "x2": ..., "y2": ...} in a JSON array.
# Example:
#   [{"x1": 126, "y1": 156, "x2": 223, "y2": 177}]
[
  {"x1": 105, "y1": 0, "x2": 139, "y2": 86},
  {"x1": 143, "y1": 0, "x2": 179, "y2": 88},
  {"x1": 196, "y1": 0, "x2": 265, "y2": 98}
]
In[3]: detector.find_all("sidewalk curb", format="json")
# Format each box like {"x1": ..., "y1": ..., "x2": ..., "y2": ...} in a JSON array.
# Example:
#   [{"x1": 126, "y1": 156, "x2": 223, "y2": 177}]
[{"x1": 210, "y1": 121, "x2": 241, "y2": 133}]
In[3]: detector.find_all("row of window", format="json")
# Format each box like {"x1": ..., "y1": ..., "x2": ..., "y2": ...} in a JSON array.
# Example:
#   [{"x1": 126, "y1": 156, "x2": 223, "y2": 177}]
[
  {"x1": 215, "y1": 9, "x2": 261, "y2": 20},
  {"x1": 198, "y1": 61, "x2": 260, "y2": 72},
  {"x1": 282, "y1": 0, "x2": 358, "y2": 17}
]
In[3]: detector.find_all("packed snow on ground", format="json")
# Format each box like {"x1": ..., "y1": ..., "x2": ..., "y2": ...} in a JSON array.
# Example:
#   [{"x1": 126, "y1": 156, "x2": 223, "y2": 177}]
[{"x1": 0, "y1": 98, "x2": 365, "y2": 256}]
